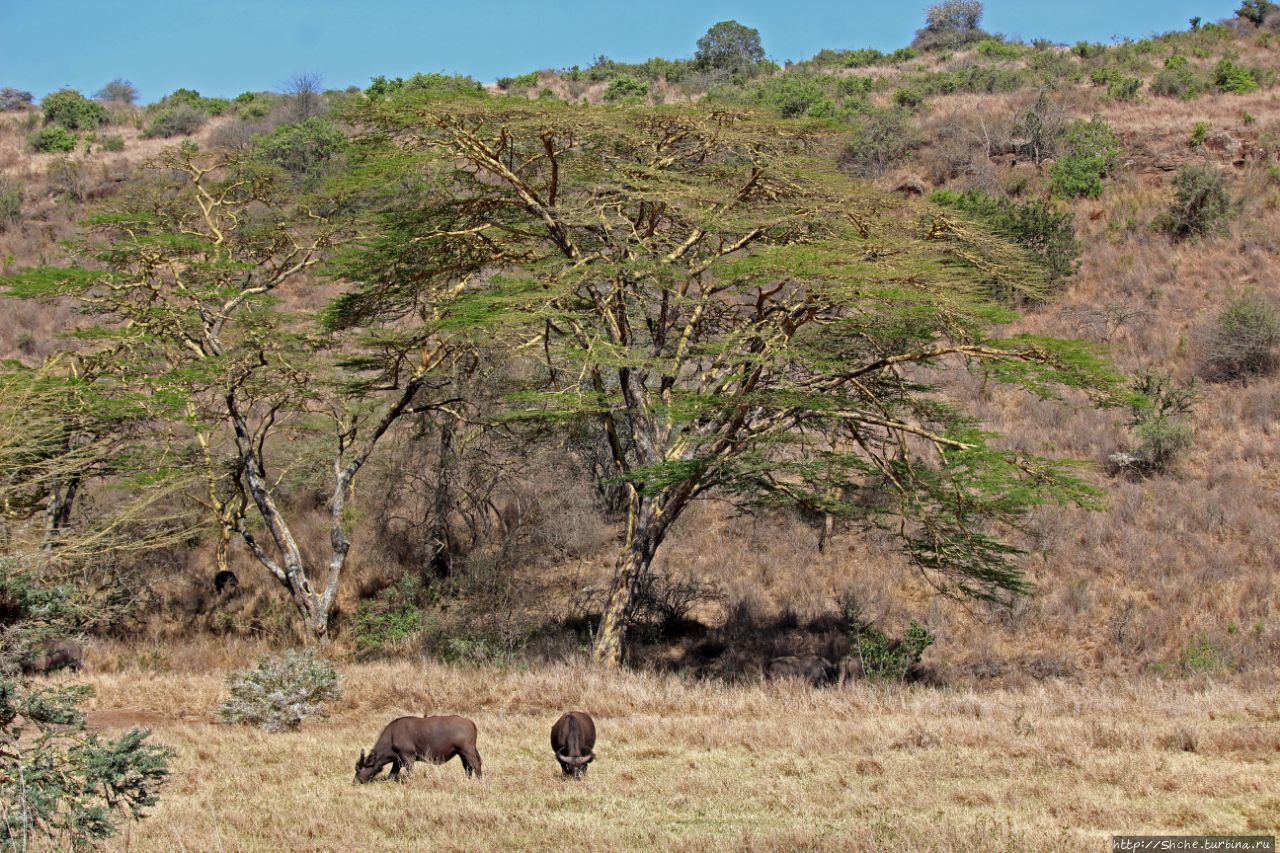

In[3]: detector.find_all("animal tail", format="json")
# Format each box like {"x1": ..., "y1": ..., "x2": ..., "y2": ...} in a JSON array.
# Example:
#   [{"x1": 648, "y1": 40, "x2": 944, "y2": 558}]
[{"x1": 567, "y1": 713, "x2": 580, "y2": 756}]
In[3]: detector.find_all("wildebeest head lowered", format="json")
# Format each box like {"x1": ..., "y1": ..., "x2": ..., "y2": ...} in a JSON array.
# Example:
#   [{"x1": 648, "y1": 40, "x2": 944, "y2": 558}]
[
  {"x1": 355, "y1": 714, "x2": 482, "y2": 783},
  {"x1": 22, "y1": 639, "x2": 84, "y2": 675},
  {"x1": 764, "y1": 654, "x2": 836, "y2": 687},
  {"x1": 550, "y1": 711, "x2": 596, "y2": 779}
]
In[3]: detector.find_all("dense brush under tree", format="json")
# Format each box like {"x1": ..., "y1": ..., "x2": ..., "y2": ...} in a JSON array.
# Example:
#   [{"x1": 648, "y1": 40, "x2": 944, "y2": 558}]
[{"x1": 331, "y1": 96, "x2": 1120, "y2": 666}]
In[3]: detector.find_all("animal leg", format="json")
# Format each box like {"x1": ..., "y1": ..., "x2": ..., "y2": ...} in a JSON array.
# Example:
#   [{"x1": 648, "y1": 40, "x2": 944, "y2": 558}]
[
  {"x1": 399, "y1": 755, "x2": 415, "y2": 779},
  {"x1": 460, "y1": 748, "x2": 482, "y2": 779}
]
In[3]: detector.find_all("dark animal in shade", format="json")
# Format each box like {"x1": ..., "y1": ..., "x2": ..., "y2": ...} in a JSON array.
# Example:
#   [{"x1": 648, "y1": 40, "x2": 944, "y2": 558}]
[
  {"x1": 550, "y1": 712, "x2": 596, "y2": 778},
  {"x1": 764, "y1": 654, "x2": 836, "y2": 687},
  {"x1": 214, "y1": 570, "x2": 239, "y2": 594},
  {"x1": 22, "y1": 639, "x2": 84, "y2": 675},
  {"x1": 354, "y1": 715, "x2": 482, "y2": 783}
]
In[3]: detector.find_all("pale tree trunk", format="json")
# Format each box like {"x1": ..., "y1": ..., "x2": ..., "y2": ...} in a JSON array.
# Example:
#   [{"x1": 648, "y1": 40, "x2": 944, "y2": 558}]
[
  {"x1": 428, "y1": 416, "x2": 455, "y2": 579},
  {"x1": 592, "y1": 496, "x2": 677, "y2": 668}
]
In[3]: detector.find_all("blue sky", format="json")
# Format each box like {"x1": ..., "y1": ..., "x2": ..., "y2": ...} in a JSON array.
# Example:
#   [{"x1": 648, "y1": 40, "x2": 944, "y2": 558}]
[{"x1": 0, "y1": 0, "x2": 1240, "y2": 102}]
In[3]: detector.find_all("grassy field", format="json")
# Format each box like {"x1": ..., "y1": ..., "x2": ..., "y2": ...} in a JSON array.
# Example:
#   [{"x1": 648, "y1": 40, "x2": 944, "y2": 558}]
[{"x1": 61, "y1": 659, "x2": 1280, "y2": 852}]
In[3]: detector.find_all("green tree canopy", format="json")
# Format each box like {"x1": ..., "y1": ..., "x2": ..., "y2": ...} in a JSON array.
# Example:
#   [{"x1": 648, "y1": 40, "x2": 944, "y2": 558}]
[
  {"x1": 338, "y1": 94, "x2": 1121, "y2": 666},
  {"x1": 694, "y1": 20, "x2": 766, "y2": 72}
]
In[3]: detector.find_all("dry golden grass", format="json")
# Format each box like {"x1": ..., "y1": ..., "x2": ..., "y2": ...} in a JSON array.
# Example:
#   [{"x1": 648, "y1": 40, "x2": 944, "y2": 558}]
[{"x1": 51, "y1": 658, "x2": 1278, "y2": 852}]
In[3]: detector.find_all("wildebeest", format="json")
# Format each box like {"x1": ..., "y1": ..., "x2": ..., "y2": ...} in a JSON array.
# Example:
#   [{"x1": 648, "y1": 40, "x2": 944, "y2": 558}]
[
  {"x1": 550, "y1": 711, "x2": 596, "y2": 779},
  {"x1": 764, "y1": 654, "x2": 836, "y2": 687},
  {"x1": 838, "y1": 656, "x2": 864, "y2": 686},
  {"x1": 22, "y1": 639, "x2": 84, "y2": 675},
  {"x1": 214, "y1": 570, "x2": 239, "y2": 594},
  {"x1": 354, "y1": 715, "x2": 482, "y2": 783}
]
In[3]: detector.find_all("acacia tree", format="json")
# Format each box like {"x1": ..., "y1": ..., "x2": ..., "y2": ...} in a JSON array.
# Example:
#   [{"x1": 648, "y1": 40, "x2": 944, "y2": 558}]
[
  {"x1": 343, "y1": 96, "x2": 1119, "y2": 667},
  {"x1": 2, "y1": 143, "x2": 449, "y2": 640}
]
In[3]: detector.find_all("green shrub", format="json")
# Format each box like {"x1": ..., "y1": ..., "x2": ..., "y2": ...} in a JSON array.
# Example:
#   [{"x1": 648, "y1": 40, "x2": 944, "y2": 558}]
[
  {"x1": 1189, "y1": 121, "x2": 1210, "y2": 147},
  {"x1": 232, "y1": 91, "x2": 276, "y2": 120},
  {"x1": 216, "y1": 651, "x2": 343, "y2": 732},
  {"x1": 841, "y1": 107, "x2": 922, "y2": 177},
  {"x1": 1, "y1": 677, "x2": 172, "y2": 848},
  {"x1": 255, "y1": 117, "x2": 346, "y2": 181},
  {"x1": 1214, "y1": 59, "x2": 1262, "y2": 94},
  {"x1": 913, "y1": 0, "x2": 988, "y2": 51},
  {"x1": 848, "y1": 619, "x2": 936, "y2": 682},
  {"x1": 746, "y1": 74, "x2": 841, "y2": 118},
  {"x1": 931, "y1": 189, "x2": 1081, "y2": 288},
  {"x1": 976, "y1": 38, "x2": 1022, "y2": 59},
  {"x1": 496, "y1": 71, "x2": 540, "y2": 90},
  {"x1": 1238, "y1": 0, "x2": 1278, "y2": 25},
  {"x1": 41, "y1": 89, "x2": 106, "y2": 130},
  {"x1": 0, "y1": 178, "x2": 20, "y2": 232},
  {"x1": 352, "y1": 574, "x2": 426, "y2": 658},
  {"x1": 1072, "y1": 41, "x2": 1107, "y2": 59},
  {"x1": 29, "y1": 125, "x2": 77, "y2": 153},
  {"x1": 1108, "y1": 372, "x2": 1196, "y2": 476},
  {"x1": 1157, "y1": 164, "x2": 1231, "y2": 240},
  {"x1": 1201, "y1": 291, "x2": 1280, "y2": 380},
  {"x1": 1048, "y1": 119, "x2": 1123, "y2": 198},
  {"x1": 365, "y1": 72, "x2": 486, "y2": 100},
  {"x1": 811, "y1": 47, "x2": 886, "y2": 68},
  {"x1": 694, "y1": 20, "x2": 766, "y2": 72},
  {"x1": 99, "y1": 134, "x2": 125, "y2": 152},
  {"x1": 0, "y1": 87, "x2": 34, "y2": 111},
  {"x1": 603, "y1": 75, "x2": 649, "y2": 102},
  {"x1": 144, "y1": 104, "x2": 207, "y2": 138},
  {"x1": 1151, "y1": 56, "x2": 1205, "y2": 100},
  {"x1": 156, "y1": 87, "x2": 229, "y2": 115},
  {"x1": 893, "y1": 86, "x2": 925, "y2": 110},
  {"x1": 1107, "y1": 76, "x2": 1143, "y2": 101}
]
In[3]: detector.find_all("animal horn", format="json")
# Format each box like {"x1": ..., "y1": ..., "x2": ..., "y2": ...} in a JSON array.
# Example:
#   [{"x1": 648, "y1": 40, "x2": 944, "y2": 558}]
[
  {"x1": 557, "y1": 751, "x2": 572, "y2": 762},
  {"x1": 358, "y1": 750, "x2": 366, "y2": 765}
]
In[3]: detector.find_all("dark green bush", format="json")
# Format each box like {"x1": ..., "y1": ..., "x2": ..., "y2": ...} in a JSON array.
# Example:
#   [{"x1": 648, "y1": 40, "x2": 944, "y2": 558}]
[
  {"x1": 144, "y1": 104, "x2": 207, "y2": 138},
  {"x1": 255, "y1": 117, "x2": 347, "y2": 181},
  {"x1": 28, "y1": 126, "x2": 77, "y2": 153},
  {"x1": 496, "y1": 71, "x2": 540, "y2": 91},
  {"x1": 694, "y1": 20, "x2": 766, "y2": 72},
  {"x1": 231, "y1": 91, "x2": 275, "y2": 120},
  {"x1": 352, "y1": 574, "x2": 427, "y2": 658},
  {"x1": 744, "y1": 74, "x2": 842, "y2": 118},
  {"x1": 41, "y1": 89, "x2": 106, "y2": 130},
  {"x1": 1107, "y1": 76, "x2": 1143, "y2": 101},
  {"x1": 1, "y1": 677, "x2": 172, "y2": 849},
  {"x1": 157, "y1": 87, "x2": 229, "y2": 115},
  {"x1": 931, "y1": 189, "x2": 1081, "y2": 288},
  {"x1": 1151, "y1": 56, "x2": 1205, "y2": 100},
  {"x1": 1048, "y1": 119, "x2": 1123, "y2": 198},
  {"x1": 1201, "y1": 292, "x2": 1280, "y2": 380},
  {"x1": 810, "y1": 47, "x2": 886, "y2": 68},
  {"x1": 1238, "y1": 0, "x2": 1278, "y2": 25},
  {"x1": 365, "y1": 73, "x2": 486, "y2": 100},
  {"x1": 1156, "y1": 164, "x2": 1231, "y2": 240},
  {"x1": 847, "y1": 619, "x2": 936, "y2": 682},
  {"x1": 1214, "y1": 59, "x2": 1262, "y2": 94},
  {"x1": 603, "y1": 75, "x2": 650, "y2": 102},
  {"x1": 99, "y1": 134, "x2": 125, "y2": 152}
]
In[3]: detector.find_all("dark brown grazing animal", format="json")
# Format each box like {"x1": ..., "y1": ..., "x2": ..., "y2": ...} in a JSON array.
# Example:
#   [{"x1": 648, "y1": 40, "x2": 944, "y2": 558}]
[
  {"x1": 214, "y1": 570, "x2": 239, "y2": 594},
  {"x1": 837, "y1": 656, "x2": 864, "y2": 686},
  {"x1": 550, "y1": 711, "x2": 596, "y2": 779},
  {"x1": 22, "y1": 639, "x2": 85, "y2": 675},
  {"x1": 764, "y1": 654, "x2": 836, "y2": 687},
  {"x1": 354, "y1": 715, "x2": 482, "y2": 783}
]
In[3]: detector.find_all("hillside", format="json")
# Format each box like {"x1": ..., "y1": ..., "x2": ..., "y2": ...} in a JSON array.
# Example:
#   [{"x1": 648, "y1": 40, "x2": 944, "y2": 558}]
[{"x1": 6, "y1": 11, "x2": 1278, "y2": 681}]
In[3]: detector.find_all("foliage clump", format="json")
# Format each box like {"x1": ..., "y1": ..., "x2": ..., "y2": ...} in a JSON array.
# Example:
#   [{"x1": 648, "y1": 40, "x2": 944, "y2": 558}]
[
  {"x1": 1108, "y1": 373, "x2": 1196, "y2": 477},
  {"x1": 41, "y1": 89, "x2": 106, "y2": 131},
  {"x1": 1213, "y1": 59, "x2": 1263, "y2": 94},
  {"x1": 912, "y1": 0, "x2": 988, "y2": 51},
  {"x1": 931, "y1": 189, "x2": 1080, "y2": 290},
  {"x1": 0, "y1": 88, "x2": 34, "y2": 111},
  {"x1": 1048, "y1": 118, "x2": 1123, "y2": 198},
  {"x1": 1, "y1": 677, "x2": 172, "y2": 850},
  {"x1": 255, "y1": 117, "x2": 347, "y2": 182},
  {"x1": 93, "y1": 78, "x2": 138, "y2": 105},
  {"x1": 352, "y1": 574, "x2": 427, "y2": 659},
  {"x1": 28, "y1": 126, "x2": 76, "y2": 154},
  {"x1": 847, "y1": 619, "x2": 936, "y2": 682},
  {"x1": 144, "y1": 104, "x2": 207, "y2": 138},
  {"x1": 1151, "y1": 56, "x2": 1205, "y2": 100},
  {"x1": 841, "y1": 107, "x2": 922, "y2": 176},
  {"x1": 1156, "y1": 165, "x2": 1232, "y2": 240},
  {"x1": 603, "y1": 75, "x2": 650, "y2": 103},
  {"x1": 216, "y1": 651, "x2": 343, "y2": 732},
  {"x1": 694, "y1": 20, "x2": 766, "y2": 74},
  {"x1": 0, "y1": 178, "x2": 20, "y2": 231},
  {"x1": 1200, "y1": 292, "x2": 1280, "y2": 380}
]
